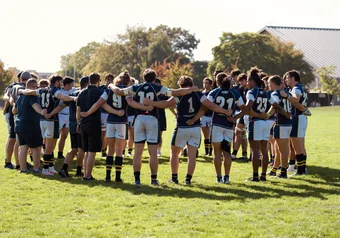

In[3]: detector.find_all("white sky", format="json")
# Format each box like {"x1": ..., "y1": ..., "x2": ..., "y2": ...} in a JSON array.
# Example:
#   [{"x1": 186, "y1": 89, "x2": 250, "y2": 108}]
[{"x1": 1, "y1": 0, "x2": 339, "y2": 72}]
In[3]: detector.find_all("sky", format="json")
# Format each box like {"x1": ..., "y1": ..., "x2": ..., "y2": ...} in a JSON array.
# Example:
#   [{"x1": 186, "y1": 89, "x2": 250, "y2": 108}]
[{"x1": 1, "y1": 0, "x2": 339, "y2": 73}]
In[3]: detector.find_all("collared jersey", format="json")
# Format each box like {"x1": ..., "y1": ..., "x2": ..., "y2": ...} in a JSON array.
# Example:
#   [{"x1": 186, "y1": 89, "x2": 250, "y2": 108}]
[
  {"x1": 38, "y1": 86, "x2": 62, "y2": 121},
  {"x1": 269, "y1": 89, "x2": 292, "y2": 125},
  {"x1": 246, "y1": 87, "x2": 270, "y2": 122},
  {"x1": 101, "y1": 84, "x2": 128, "y2": 124},
  {"x1": 174, "y1": 91, "x2": 206, "y2": 128},
  {"x1": 290, "y1": 83, "x2": 307, "y2": 116},
  {"x1": 123, "y1": 82, "x2": 171, "y2": 119},
  {"x1": 208, "y1": 87, "x2": 244, "y2": 129}
]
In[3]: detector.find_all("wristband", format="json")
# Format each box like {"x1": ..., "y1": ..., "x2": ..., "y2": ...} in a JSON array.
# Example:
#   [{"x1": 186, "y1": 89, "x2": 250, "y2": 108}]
[{"x1": 266, "y1": 113, "x2": 271, "y2": 117}]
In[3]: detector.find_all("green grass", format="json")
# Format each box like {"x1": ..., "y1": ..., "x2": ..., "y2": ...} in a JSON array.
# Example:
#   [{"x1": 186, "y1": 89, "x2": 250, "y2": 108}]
[{"x1": 0, "y1": 107, "x2": 340, "y2": 237}]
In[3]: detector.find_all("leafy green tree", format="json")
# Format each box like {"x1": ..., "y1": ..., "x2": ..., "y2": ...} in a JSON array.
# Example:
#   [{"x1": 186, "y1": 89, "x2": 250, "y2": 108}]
[
  {"x1": 208, "y1": 32, "x2": 314, "y2": 86},
  {"x1": 316, "y1": 65, "x2": 340, "y2": 95},
  {"x1": 0, "y1": 61, "x2": 14, "y2": 96},
  {"x1": 192, "y1": 60, "x2": 209, "y2": 88}
]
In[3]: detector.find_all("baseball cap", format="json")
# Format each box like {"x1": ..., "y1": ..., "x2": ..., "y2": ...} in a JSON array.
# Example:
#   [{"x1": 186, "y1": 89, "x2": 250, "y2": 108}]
[{"x1": 21, "y1": 71, "x2": 31, "y2": 81}]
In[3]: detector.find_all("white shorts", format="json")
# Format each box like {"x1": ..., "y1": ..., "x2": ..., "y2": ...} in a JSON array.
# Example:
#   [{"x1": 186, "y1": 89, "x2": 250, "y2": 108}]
[
  {"x1": 128, "y1": 116, "x2": 135, "y2": 127},
  {"x1": 106, "y1": 123, "x2": 128, "y2": 140},
  {"x1": 171, "y1": 127, "x2": 201, "y2": 148},
  {"x1": 291, "y1": 115, "x2": 308, "y2": 138},
  {"x1": 274, "y1": 125, "x2": 292, "y2": 139},
  {"x1": 200, "y1": 116, "x2": 212, "y2": 127},
  {"x1": 101, "y1": 113, "x2": 109, "y2": 130},
  {"x1": 134, "y1": 115, "x2": 159, "y2": 144},
  {"x1": 248, "y1": 120, "x2": 270, "y2": 141},
  {"x1": 40, "y1": 120, "x2": 59, "y2": 139},
  {"x1": 58, "y1": 113, "x2": 69, "y2": 130},
  {"x1": 211, "y1": 125, "x2": 234, "y2": 143},
  {"x1": 4, "y1": 113, "x2": 10, "y2": 131}
]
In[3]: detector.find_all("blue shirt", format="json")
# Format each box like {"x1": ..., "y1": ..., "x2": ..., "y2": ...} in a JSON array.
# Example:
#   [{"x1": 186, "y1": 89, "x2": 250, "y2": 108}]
[
  {"x1": 290, "y1": 83, "x2": 307, "y2": 116},
  {"x1": 269, "y1": 89, "x2": 292, "y2": 125},
  {"x1": 208, "y1": 87, "x2": 244, "y2": 129},
  {"x1": 174, "y1": 91, "x2": 206, "y2": 128},
  {"x1": 246, "y1": 87, "x2": 270, "y2": 122}
]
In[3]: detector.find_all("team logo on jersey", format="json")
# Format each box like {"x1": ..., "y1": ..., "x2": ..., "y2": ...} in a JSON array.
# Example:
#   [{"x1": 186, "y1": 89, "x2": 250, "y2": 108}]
[
  {"x1": 144, "y1": 86, "x2": 149, "y2": 90},
  {"x1": 260, "y1": 91, "x2": 264, "y2": 95},
  {"x1": 222, "y1": 91, "x2": 229, "y2": 94}
]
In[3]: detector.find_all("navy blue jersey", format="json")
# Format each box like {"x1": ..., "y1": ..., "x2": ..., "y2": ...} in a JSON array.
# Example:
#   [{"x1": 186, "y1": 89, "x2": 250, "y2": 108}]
[
  {"x1": 38, "y1": 86, "x2": 62, "y2": 121},
  {"x1": 126, "y1": 105, "x2": 136, "y2": 116},
  {"x1": 202, "y1": 91, "x2": 213, "y2": 117},
  {"x1": 246, "y1": 87, "x2": 269, "y2": 122},
  {"x1": 63, "y1": 90, "x2": 81, "y2": 134},
  {"x1": 102, "y1": 84, "x2": 128, "y2": 124},
  {"x1": 125, "y1": 82, "x2": 171, "y2": 119},
  {"x1": 208, "y1": 87, "x2": 244, "y2": 129},
  {"x1": 14, "y1": 95, "x2": 41, "y2": 133},
  {"x1": 98, "y1": 84, "x2": 109, "y2": 113},
  {"x1": 266, "y1": 90, "x2": 276, "y2": 120},
  {"x1": 174, "y1": 91, "x2": 206, "y2": 128},
  {"x1": 269, "y1": 89, "x2": 292, "y2": 125},
  {"x1": 290, "y1": 83, "x2": 307, "y2": 116}
]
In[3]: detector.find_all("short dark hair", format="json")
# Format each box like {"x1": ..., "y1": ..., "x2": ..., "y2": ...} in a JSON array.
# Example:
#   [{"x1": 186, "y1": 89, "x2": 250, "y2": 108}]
[
  {"x1": 216, "y1": 72, "x2": 230, "y2": 89},
  {"x1": 287, "y1": 70, "x2": 300, "y2": 82},
  {"x1": 30, "y1": 73, "x2": 39, "y2": 80},
  {"x1": 213, "y1": 70, "x2": 224, "y2": 78},
  {"x1": 116, "y1": 71, "x2": 130, "y2": 86},
  {"x1": 154, "y1": 78, "x2": 162, "y2": 85},
  {"x1": 177, "y1": 76, "x2": 193, "y2": 88},
  {"x1": 105, "y1": 73, "x2": 114, "y2": 82},
  {"x1": 203, "y1": 77, "x2": 213, "y2": 84},
  {"x1": 231, "y1": 69, "x2": 241, "y2": 78},
  {"x1": 80, "y1": 76, "x2": 89, "y2": 89},
  {"x1": 38, "y1": 79, "x2": 50, "y2": 88},
  {"x1": 143, "y1": 68, "x2": 157, "y2": 83},
  {"x1": 89, "y1": 73, "x2": 100, "y2": 84},
  {"x1": 237, "y1": 73, "x2": 247, "y2": 82},
  {"x1": 63, "y1": 76, "x2": 75, "y2": 86},
  {"x1": 49, "y1": 74, "x2": 63, "y2": 86},
  {"x1": 268, "y1": 75, "x2": 282, "y2": 86},
  {"x1": 247, "y1": 66, "x2": 261, "y2": 87}
]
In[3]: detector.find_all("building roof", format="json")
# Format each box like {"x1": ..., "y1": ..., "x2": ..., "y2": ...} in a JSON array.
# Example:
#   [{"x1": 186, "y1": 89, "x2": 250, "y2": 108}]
[{"x1": 259, "y1": 26, "x2": 340, "y2": 77}]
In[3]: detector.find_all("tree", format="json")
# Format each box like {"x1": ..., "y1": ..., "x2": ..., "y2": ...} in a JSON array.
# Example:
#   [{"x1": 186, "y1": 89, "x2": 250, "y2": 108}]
[
  {"x1": 192, "y1": 60, "x2": 209, "y2": 88},
  {"x1": 0, "y1": 61, "x2": 14, "y2": 96},
  {"x1": 208, "y1": 32, "x2": 314, "y2": 86},
  {"x1": 316, "y1": 65, "x2": 340, "y2": 96},
  {"x1": 152, "y1": 59, "x2": 193, "y2": 88}
]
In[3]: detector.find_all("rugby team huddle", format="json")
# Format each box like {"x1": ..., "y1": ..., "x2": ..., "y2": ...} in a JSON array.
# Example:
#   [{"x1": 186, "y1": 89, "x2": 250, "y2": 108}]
[{"x1": 2, "y1": 66, "x2": 311, "y2": 186}]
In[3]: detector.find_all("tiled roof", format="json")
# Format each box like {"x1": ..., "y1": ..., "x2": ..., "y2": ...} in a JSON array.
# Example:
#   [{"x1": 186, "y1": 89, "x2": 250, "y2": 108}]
[{"x1": 259, "y1": 26, "x2": 340, "y2": 77}]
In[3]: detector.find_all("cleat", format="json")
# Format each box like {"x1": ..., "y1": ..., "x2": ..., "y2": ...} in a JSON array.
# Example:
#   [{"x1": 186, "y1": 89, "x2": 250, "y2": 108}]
[
  {"x1": 277, "y1": 173, "x2": 288, "y2": 179},
  {"x1": 115, "y1": 178, "x2": 123, "y2": 183},
  {"x1": 184, "y1": 180, "x2": 191, "y2": 185},
  {"x1": 49, "y1": 166, "x2": 58, "y2": 174},
  {"x1": 216, "y1": 177, "x2": 223, "y2": 183},
  {"x1": 223, "y1": 176, "x2": 230, "y2": 184},
  {"x1": 150, "y1": 180, "x2": 159, "y2": 186},
  {"x1": 105, "y1": 177, "x2": 111, "y2": 183},
  {"x1": 74, "y1": 172, "x2": 84, "y2": 177},
  {"x1": 126, "y1": 153, "x2": 132, "y2": 157},
  {"x1": 15, "y1": 165, "x2": 20, "y2": 170},
  {"x1": 168, "y1": 178, "x2": 179, "y2": 184},
  {"x1": 82, "y1": 176, "x2": 95, "y2": 181},
  {"x1": 231, "y1": 155, "x2": 236, "y2": 160},
  {"x1": 287, "y1": 165, "x2": 296, "y2": 172},
  {"x1": 32, "y1": 169, "x2": 41, "y2": 174},
  {"x1": 135, "y1": 180, "x2": 141, "y2": 187},
  {"x1": 20, "y1": 170, "x2": 30, "y2": 174},
  {"x1": 41, "y1": 169, "x2": 54, "y2": 176},
  {"x1": 4, "y1": 163, "x2": 15, "y2": 169},
  {"x1": 268, "y1": 171, "x2": 277, "y2": 176},
  {"x1": 260, "y1": 176, "x2": 267, "y2": 181},
  {"x1": 58, "y1": 169, "x2": 69, "y2": 178},
  {"x1": 246, "y1": 177, "x2": 259, "y2": 182}
]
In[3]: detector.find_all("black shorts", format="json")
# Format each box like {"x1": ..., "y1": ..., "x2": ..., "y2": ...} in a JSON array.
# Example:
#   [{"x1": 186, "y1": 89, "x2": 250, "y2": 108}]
[
  {"x1": 70, "y1": 133, "x2": 83, "y2": 149},
  {"x1": 9, "y1": 115, "x2": 16, "y2": 139},
  {"x1": 80, "y1": 121, "x2": 102, "y2": 152},
  {"x1": 159, "y1": 117, "x2": 166, "y2": 132},
  {"x1": 16, "y1": 131, "x2": 43, "y2": 148},
  {"x1": 239, "y1": 116, "x2": 245, "y2": 125}
]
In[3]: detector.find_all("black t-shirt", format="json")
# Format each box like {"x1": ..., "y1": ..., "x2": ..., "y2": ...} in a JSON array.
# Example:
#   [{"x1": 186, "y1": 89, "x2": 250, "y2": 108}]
[
  {"x1": 14, "y1": 95, "x2": 41, "y2": 133},
  {"x1": 77, "y1": 85, "x2": 102, "y2": 124}
]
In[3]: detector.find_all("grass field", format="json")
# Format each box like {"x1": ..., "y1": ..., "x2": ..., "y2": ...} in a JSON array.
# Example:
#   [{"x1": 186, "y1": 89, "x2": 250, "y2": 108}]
[{"x1": 0, "y1": 107, "x2": 339, "y2": 237}]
